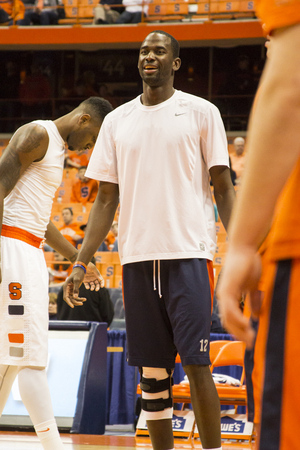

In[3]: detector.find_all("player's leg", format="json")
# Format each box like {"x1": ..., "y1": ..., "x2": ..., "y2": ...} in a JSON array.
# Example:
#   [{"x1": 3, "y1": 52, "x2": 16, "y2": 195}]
[
  {"x1": 123, "y1": 261, "x2": 177, "y2": 450},
  {"x1": 183, "y1": 364, "x2": 221, "y2": 449},
  {"x1": 0, "y1": 364, "x2": 19, "y2": 415},
  {"x1": 140, "y1": 367, "x2": 174, "y2": 450},
  {"x1": 258, "y1": 258, "x2": 300, "y2": 450},
  {"x1": 165, "y1": 258, "x2": 222, "y2": 450},
  {"x1": 18, "y1": 366, "x2": 65, "y2": 450}
]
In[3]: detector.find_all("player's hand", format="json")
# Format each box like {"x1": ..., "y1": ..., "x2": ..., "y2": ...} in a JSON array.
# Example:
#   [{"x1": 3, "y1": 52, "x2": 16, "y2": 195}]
[
  {"x1": 248, "y1": 289, "x2": 264, "y2": 320},
  {"x1": 83, "y1": 262, "x2": 104, "y2": 291},
  {"x1": 216, "y1": 246, "x2": 261, "y2": 349},
  {"x1": 63, "y1": 268, "x2": 87, "y2": 308}
]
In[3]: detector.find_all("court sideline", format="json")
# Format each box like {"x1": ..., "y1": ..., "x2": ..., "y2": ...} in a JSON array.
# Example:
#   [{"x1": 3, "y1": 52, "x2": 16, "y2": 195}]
[{"x1": 0, "y1": 430, "x2": 256, "y2": 450}]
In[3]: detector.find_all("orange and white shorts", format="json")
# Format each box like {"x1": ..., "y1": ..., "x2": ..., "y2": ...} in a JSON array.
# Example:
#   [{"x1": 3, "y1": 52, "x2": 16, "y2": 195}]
[
  {"x1": 0, "y1": 227, "x2": 49, "y2": 367},
  {"x1": 255, "y1": 0, "x2": 300, "y2": 35},
  {"x1": 256, "y1": 257, "x2": 300, "y2": 450}
]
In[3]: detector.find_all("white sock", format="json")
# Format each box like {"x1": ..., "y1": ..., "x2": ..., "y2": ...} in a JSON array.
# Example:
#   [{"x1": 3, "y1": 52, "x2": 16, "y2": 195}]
[
  {"x1": 35, "y1": 419, "x2": 65, "y2": 450},
  {"x1": 18, "y1": 367, "x2": 65, "y2": 449}
]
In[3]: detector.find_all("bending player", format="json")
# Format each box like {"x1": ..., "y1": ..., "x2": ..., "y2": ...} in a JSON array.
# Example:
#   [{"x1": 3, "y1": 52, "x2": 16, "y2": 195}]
[{"x1": 0, "y1": 96, "x2": 112, "y2": 450}]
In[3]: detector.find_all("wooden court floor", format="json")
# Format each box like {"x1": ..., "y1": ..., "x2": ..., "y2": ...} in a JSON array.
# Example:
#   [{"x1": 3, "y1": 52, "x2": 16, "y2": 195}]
[{"x1": 0, "y1": 431, "x2": 256, "y2": 450}]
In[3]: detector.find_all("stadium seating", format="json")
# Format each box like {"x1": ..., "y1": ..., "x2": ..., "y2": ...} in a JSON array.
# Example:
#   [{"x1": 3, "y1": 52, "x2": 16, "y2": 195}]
[
  {"x1": 58, "y1": 0, "x2": 99, "y2": 24},
  {"x1": 141, "y1": 0, "x2": 256, "y2": 22}
]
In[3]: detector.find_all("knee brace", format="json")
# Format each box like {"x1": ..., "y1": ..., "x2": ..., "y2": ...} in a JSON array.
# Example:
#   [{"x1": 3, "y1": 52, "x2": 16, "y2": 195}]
[{"x1": 140, "y1": 367, "x2": 173, "y2": 421}]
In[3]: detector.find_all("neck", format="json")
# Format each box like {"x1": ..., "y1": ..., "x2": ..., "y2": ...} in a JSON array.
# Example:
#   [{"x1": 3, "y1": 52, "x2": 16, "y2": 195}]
[
  {"x1": 54, "y1": 111, "x2": 78, "y2": 142},
  {"x1": 141, "y1": 84, "x2": 175, "y2": 106}
]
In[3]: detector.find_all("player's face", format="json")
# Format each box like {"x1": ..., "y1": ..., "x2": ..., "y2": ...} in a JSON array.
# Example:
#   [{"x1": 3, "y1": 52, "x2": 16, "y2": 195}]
[
  {"x1": 67, "y1": 123, "x2": 100, "y2": 152},
  {"x1": 138, "y1": 33, "x2": 179, "y2": 87}
]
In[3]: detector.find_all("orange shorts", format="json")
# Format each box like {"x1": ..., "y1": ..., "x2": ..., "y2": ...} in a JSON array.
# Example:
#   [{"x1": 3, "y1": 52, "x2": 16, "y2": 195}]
[
  {"x1": 256, "y1": 258, "x2": 300, "y2": 450},
  {"x1": 255, "y1": 0, "x2": 300, "y2": 34}
]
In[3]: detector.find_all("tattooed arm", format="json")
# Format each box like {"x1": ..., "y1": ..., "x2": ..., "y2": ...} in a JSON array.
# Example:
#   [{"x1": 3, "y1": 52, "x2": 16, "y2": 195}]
[{"x1": 0, "y1": 123, "x2": 49, "y2": 283}]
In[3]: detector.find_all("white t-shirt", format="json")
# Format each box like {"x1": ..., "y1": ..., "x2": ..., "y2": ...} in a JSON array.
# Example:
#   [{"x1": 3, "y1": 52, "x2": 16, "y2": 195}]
[{"x1": 86, "y1": 90, "x2": 229, "y2": 265}]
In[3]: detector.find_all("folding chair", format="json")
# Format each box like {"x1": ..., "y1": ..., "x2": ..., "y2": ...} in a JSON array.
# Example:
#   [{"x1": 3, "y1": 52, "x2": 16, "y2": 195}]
[
  {"x1": 210, "y1": 340, "x2": 247, "y2": 412},
  {"x1": 172, "y1": 340, "x2": 231, "y2": 407}
]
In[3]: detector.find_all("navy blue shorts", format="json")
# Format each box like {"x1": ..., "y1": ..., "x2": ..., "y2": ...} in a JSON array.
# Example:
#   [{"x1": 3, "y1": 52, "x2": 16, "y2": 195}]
[{"x1": 122, "y1": 258, "x2": 213, "y2": 369}]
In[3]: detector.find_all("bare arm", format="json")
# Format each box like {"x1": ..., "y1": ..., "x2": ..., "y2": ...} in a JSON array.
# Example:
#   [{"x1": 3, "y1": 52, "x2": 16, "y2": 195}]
[
  {"x1": 217, "y1": 24, "x2": 300, "y2": 347},
  {"x1": 45, "y1": 221, "x2": 78, "y2": 263},
  {"x1": 0, "y1": 123, "x2": 49, "y2": 282},
  {"x1": 63, "y1": 181, "x2": 119, "y2": 306},
  {"x1": 209, "y1": 165, "x2": 236, "y2": 232}
]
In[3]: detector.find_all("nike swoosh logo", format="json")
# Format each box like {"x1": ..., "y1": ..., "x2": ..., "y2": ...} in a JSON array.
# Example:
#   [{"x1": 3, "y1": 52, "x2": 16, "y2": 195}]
[
  {"x1": 40, "y1": 428, "x2": 50, "y2": 432},
  {"x1": 175, "y1": 112, "x2": 186, "y2": 116}
]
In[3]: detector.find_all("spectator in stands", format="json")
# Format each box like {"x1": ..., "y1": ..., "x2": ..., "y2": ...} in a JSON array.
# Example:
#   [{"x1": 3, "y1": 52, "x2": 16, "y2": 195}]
[
  {"x1": 19, "y1": 63, "x2": 52, "y2": 119},
  {"x1": 93, "y1": 0, "x2": 124, "y2": 24},
  {"x1": 48, "y1": 250, "x2": 73, "y2": 283},
  {"x1": 17, "y1": 0, "x2": 65, "y2": 25},
  {"x1": 105, "y1": 221, "x2": 118, "y2": 251},
  {"x1": 0, "y1": 0, "x2": 24, "y2": 23},
  {"x1": 70, "y1": 166, "x2": 99, "y2": 205},
  {"x1": 65, "y1": 148, "x2": 89, "y2": 169},
  {"x1": 59, "y1": 207, "x2": 84, "y2": 248},
  {"x1": 57, "y1": 283, "x2": 114, "y2": 327},
  {"x1": 77, "y1": 223, "x2": 109, "y2": 251},
  {"x1": 48, "y1": 292, "x2": 58, "y2": 320},
  {"x1": 230, "y1": 136, "x2": 246, "y2": 183},
  {"x1": 115, "y1": 0, "x2": 147, "y2": 23},
  {"x1": 0, "y1": 3, "x2": 10, "y2": 22},
  {"x1": 229, "y1": 155, "x2": 237, "y2": 186},
  {"x1": 98, "y1": 84, "x2": 119, "y2": 109},
  {"x1": 111, "y1": 221, "x2": 118, "y2": 251}
]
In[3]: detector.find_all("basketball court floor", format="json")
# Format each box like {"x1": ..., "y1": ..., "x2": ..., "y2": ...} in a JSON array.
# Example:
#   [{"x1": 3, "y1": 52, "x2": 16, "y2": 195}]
[{"x1": 0, "y1": 430, "x2": 256, "y2": 450}]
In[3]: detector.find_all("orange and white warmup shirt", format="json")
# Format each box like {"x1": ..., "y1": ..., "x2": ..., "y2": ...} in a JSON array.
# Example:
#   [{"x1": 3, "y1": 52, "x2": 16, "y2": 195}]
[
  {"x1": 0, "y1": 120, "x2": 65, "y2": 367},
  {"x1": 59, "y1": 222, "x2": 84, "y2": 247},
  {"x1": 70, "y1": 178, "x2": 99, "y2": 205},
  {"x1": 67, "y1": 151, "x2": 89, "y2": 167},
  {"x1": 86, "y1": 90, "x2": 230, "y2": 265}
]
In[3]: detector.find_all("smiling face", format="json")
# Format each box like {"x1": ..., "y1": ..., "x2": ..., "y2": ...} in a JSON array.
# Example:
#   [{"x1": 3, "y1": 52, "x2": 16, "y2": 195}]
[{"x1": 138, "y1": 33, "x2": 181, "y2": 88}]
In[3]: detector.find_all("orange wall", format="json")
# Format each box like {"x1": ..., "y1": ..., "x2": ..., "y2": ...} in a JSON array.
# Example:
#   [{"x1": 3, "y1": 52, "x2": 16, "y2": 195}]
[{"x1": 0, "y1": 21, "x2": 264, "y2": 49}]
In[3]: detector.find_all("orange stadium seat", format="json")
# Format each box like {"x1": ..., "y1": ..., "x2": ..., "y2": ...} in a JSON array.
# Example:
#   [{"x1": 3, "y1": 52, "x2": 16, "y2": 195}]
[
  {"x1": 210, "y1": 340, "x2": 247, "y2": 411},
  {"x1": 215, "y1": 242, "x2": 228, "y2": 254},
  {"x1": 146, "y1": 0, "x2": 189, "y2": 21},
  {"x1": 94, "y1": 252, "x2": 121, "y2": 288},
  {"x1": 170, "y1": 340, "x2": 246, "y2": 441},
  {"x1": 58, "y1": 0, "x2": 98, "y2": 24}
]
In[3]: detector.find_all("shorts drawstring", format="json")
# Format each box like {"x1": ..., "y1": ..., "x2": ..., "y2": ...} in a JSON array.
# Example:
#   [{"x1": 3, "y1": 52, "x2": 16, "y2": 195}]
[{"x1": 153, "y1": 260, "x2": 162, "y2": 298}]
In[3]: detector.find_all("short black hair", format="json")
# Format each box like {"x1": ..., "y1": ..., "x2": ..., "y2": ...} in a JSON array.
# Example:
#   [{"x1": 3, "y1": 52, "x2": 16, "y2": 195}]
[
  {"x1": 148, "y1": 30, "x2": 180, "y2": 58},
  {"x1": 79, "y1": 96, "x2": 113, "y2": 121}
]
